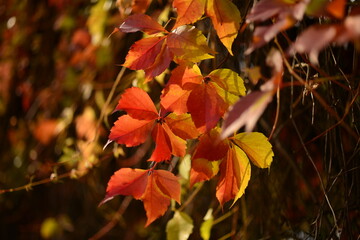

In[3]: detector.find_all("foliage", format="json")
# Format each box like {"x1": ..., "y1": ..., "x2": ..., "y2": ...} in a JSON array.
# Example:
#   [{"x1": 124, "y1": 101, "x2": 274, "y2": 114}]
[{"x1": 0, "y1": 0, "x2": 359, "y2": 239}]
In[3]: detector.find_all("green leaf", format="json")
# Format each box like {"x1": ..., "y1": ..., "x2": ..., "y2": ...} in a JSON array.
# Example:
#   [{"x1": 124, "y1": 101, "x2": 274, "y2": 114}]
[
  {"x1": 166, "y1": 211, "x2": 194, "y2": 240},
  {"x1": 200, "y1": 208, "x2": 214, "y2": 240}
]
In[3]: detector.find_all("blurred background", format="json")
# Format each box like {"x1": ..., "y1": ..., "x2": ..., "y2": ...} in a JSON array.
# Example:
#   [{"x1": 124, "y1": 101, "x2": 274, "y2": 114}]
[{"x1": 0, "y1": 0, "x2": 359, "y2": 239}]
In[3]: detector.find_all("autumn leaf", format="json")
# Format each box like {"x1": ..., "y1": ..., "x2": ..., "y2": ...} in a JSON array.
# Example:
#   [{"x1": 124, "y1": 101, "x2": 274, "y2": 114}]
[
  {"x1": 101, "y1": 168, "x2": 180, "y2": 226},
  {"x1": 221, "y1": 90, "x2": 274, "y2": 137},
  {"x1": 288, "y1": 13, "x2": 360, "y2": 64},
  {"x1": 245, "y1": 0, "x2": 309, "y2": 54},
  {"x1": 192, "y1": 128, "x2": 228, "y2": 161},
  {"x1": 167, "y1": 25, "x2": 215, "y2": 63},
  {"x1": 216, "y1": 144, "x2": 251, "y2": 206},
  {"x1": 119, "y1": 15, "x2": 214, "y2": 79},
  {"x1": 109, "y1": 115, "x2": 155, "y2": 147},
  {"x1": 119, "y1": 13, "x2": 165, "y2": 34},
  {"x1": 232, "y1": 132, "x2": 274, "y2": 168},
  {"x1": 173, "y1": 0, "x2": 206, "y2": 28},
  {"x1": 172, "y1": 0, "x2": 241, "y2": 54},
  {"x1": 164, "y1": 113, "x2": 200, "y2": 139},
  {"x1": 123, "y1": 36, "x2": 168, "y2": 71},
  {"x1": 222, "y1": 49, "x2": 282, "y2": 136},
  {"x1": 190, "y1": 158, "x2": 220, "y2": 187},
  {"x1": 161, "y1": 64, "x2": 245, "y2": 132},
  {"x1": 188, "y1": 83, "x2": 228, "y2": 133},
  {"x1": 109, "y1": 87, "x2": 197, "y2": 161},
  {"x1": 114, "y1": 86, "x2": 158, "y2": 120},
  {"x1": 205, "y1": 0, "x2": 241, "y2": 55}
]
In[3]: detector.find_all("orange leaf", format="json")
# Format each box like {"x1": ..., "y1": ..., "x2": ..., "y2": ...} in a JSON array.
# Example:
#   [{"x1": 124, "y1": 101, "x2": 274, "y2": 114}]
[
  {"x1": 216, "y1": 144, "x2": 251, "y2": 206},
  {"x1": 188, "y1": 83, "x2": 228, "y2": 133},
  {"x1": 163, "y1": 123, "x2": 187, "y2": 157},
  {"x1": 120, "y1": 14, "x2": 166, "y2": 34},
  {"x1": 173, "y1": 0, "x2": 206, "y2": 28},
  {"x1": 101, "y1": 168, "x2": 180, "y2": 227},
  {"x1": 160, "y1": 84, "x2": 192, "y2": 114},
  {"x1": 115, "y1": 87, "x2": 158, "y2": 120},
  {"x1": 142, "y1": 170, "x2": 180, "y2": 226},
  {"x1": 193, "y1": 128, "x2": 229, "y2": 161},
  {"x1": 131, "y1": 0, "x2": 152, "y2": 13},
  {"x1": 123, "y1": 36, "x2": 167, "y2": 70},
  {"x1": 190, "y1": 158, "x2": 220, "y2": 187},
  {"x1": 109, "y1": 115, "x2": 154, "y2": 147},
  {"x1": 167, "y1": 25, "x2": 215, "y2": 63},
  {"x1": 205, "y1": 0, "x2": 241, "y2": 55},
  {"x1": 165, "y1": 113, "x2": 199, "y2": 140},
  {"x1": 144, "y1": 42, "x2": 173, "y2": 81},
  {"x1": 101, "y1": 168, "x2": 148, "y2": 204},
  {"x1": 149, "y1": 124, "x2": 173, "y2": 162}
]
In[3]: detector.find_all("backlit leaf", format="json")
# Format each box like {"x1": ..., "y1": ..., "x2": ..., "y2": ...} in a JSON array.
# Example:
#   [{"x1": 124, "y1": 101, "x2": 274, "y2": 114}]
[
  {"x1": 192, "y1": 128, "x2": 229, "y2": 161},
  {"x1": 207, "y1": 69, "x2": 246, "y2": 96},
  {"x1": 119, "y1": 14, "x2": 166, "y2": 34},
  {"x1": 101, "y1": 168, "x2": 148, "y2": 204},
  {"x1": 206, "y1": 0, "x2": 241, "y2": 55},
  {"x1": 123, "y1": 36, "x2": 167, "y2": 70},
  {"x1": 166, "y1": 211, "x2": 194, "y2": 240},
  {"x1": 115, "y1": 87, "x2": 158, "y2": 120},
  {"x1": 168, "y1": 25, "x2": 215, "y2": 63},
  {"x1": 163, "y1": 122, "x2": 187, "y2": 157},
  {"x1": 188, "y1": 83, "x2": 228, "y2": 133},
  {"x1": 190, "y1": 158, "x2": 220, "y2": 187},
  {"x1": 149, "y1": 124, "x2": 173, "y2": 162},
  {"x1": 109, "y1": 115, "x2": 154, "y2": 147},
  {"x1": 233, "y1": 132, "x2": 274, "y2": 168},
  {"x1": 221, "y1": 91, "x2": 273, "y2": 137},
  {"x1": 161, "y1": 84, "x2": 192, "y2": 114},
  {"x1": 165, "y1": 113, "x2": 200, "y2": 139},
  {"x1": 143, "y1": 170, "x2": 180, "y2": 226},
  {"x1": 216, "y1": 145, "x2": 251, "y2": 206},
  {"x1": 200, "y1": 209, "x2": 214, "y2": 240},
  {"x1": 173, "y1": 0, "x2": 206, "y2": 28}
]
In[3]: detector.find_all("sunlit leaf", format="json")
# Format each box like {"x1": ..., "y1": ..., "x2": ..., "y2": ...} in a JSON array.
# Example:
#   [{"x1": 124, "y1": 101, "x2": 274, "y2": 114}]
[
  {"x1": 200, "y1": 209, "x2": 214, "y2": 240},
  {"x1": 216, "y1": 145, "x2": 251, "y2": 206},
  {"x1": 192, "y1": 128, "x2": 228, "y2": 161},
  {"x1": 206, "y1": 0, "x2": 241, "y2": 55},
  {"x1": 190, "y1": 158, "x2": 220, "y2": 187},
  {"x1": 109, "y1": 115, "x2": 154, "y2": 147},
  {"x1": 188, "y1": 83, "x2": 228, "y2": 133},
  {"x1": 165, "y1": 113, "x2": 200, "y2": 139},
  {"x1": 173, "y1": 0, "x2": 206, "y2": 28},
  {"x1": 168, "y1": 25, "x2": 215, "y2": 63},
  {"x1": 149, "y1": 124, "x2": 173, "y2": 162},
  {"x1": 119, "y1": 14, "x2": 165, "y2": 34},
  {"x1": 233, "y1": 132, "x2": 274, "y2": 168},
  {"x1": 114, "y1": 87, "x2": 158, "y2": 120},
  {"x1": 123, "y1": 36, "x2": 167, "y2": 70},
  {"x1": 207, "y1": 69, "x2": 246, "y2": 96}
]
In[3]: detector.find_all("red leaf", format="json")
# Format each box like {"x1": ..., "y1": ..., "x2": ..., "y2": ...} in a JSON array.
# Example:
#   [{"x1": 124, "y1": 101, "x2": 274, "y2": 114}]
[
  {"x1": 120, "y1": 14, "x2": 166, "y2": 34},
  {"x1": 216, "y1": 145, "x2": 251, "y2": 206},
  {"x1": 165, "y1": 113, "x2": 199, "y2": 140},
  {"x1": 160, "y1": 84, "x2": 192, "y2": 114},
  {"x1": 143, "y1": 43, "x2": 174, "y2": 81},
  {"x1": 149, "y1": 124, "x2": 173, "y2": 162},
  {"x1": 221, "y1": 90, "x2": 273, "y2": 137},
  {"x1": 142, "y1": 170, "x2": 180, "y2": 226},
  {"x1": 173, "y1": 0, "x2": 206, "y2": 28},
  {"x1": 115, "y1": 87, "x2": 158, "y2": 120},
  {"x1": 101, "y1": 168, "x2": 180, "y2": 227},
  {"x1": 123, "y1": 36, "x2": 167, "y2": 70},
  {"x1": 193, "y1": 128, "x2": 229, "y2": 161},
  {"x1": 188, "y1": 83, "x2": 228, "y2": 133},
  {"x1": 163, "y1": 123, "x2": 187, "y2": 157},
  {"x1": 101, "y1": 168, "x2": 148, "y2": 204},
  {"x1": 109, "y1": 115, "x2": 154, "y2": 147},
  {"x1": 190, "y1": 158, "x2": 220, "y2": 187}
]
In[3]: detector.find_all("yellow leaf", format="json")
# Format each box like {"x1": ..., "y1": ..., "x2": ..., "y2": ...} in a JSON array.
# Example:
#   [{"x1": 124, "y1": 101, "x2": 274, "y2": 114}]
[
  {"x1": 168, "y1": 25, "x2": 215, "y2": 63},
  {"x1": 166, "y1": 211, "x2": 194, "y2": 240},
  {"x1": 232, "y1": 145, "x2": 251, "y2": 205},
  {"x1": 233, "y1": 132, "x2": 274, "y2": 168},
  {"x1": 206, "y1": 0, "x2": 241, "y2": 55},
  {"x1": 208, "y1": 69, "x2": 246, "y2": 96}
]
